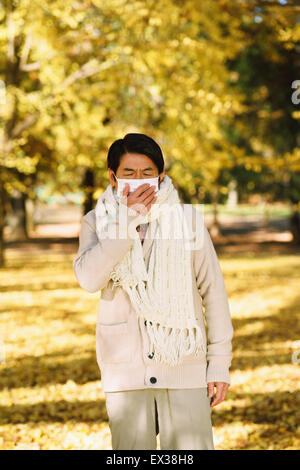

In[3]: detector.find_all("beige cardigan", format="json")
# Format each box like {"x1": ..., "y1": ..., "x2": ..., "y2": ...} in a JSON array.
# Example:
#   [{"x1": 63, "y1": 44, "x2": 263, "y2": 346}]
[{"x1": 73, "y1": 204, "x2": 234, "y2": 392}]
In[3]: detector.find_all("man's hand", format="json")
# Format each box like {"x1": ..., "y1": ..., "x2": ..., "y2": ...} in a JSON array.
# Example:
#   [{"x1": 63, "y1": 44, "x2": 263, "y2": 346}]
[
  {"x1": 121, "y1": 183, "x2": 157, "y2": 215},
  {"x1": 208, "y1": 382, "x2": 229, "y2": 407}
]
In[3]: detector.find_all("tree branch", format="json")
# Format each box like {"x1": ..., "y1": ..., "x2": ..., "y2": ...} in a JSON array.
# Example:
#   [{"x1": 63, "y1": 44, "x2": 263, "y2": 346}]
[
  {"x1": 56, "y1": 57, "x2": 119, "y2": 91},
  {"x1": 11, "y1": 112, "x2": 40, "y2": 139}
]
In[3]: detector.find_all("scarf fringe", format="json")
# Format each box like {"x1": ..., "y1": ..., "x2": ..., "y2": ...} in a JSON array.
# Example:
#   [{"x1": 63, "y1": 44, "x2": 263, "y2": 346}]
[{"x1": 145, "y1": 320, "x2": 206, "y2": 366}]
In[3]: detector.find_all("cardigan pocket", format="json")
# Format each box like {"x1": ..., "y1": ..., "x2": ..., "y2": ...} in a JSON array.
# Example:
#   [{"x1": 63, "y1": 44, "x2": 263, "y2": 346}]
[{"x1": 96, "y1": 322, "x2": 133, "y2": 364}]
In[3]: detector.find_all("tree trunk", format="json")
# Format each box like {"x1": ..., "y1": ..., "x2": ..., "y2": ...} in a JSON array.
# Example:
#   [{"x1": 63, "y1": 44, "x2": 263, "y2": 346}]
[
  {"x1": 210, "y1": 188, "x2": 222, "y2": 238},
  {"x1": 226, "y1": 179, "x2": 238, "y2": 207},
  {"x1": 25, "y1": 198, "x2": 35, "y2": 235},
  {"x1": 83, "y1": 168, "x2": 95, "y2": 215},
  {"x1": 290, "y1": 203, "x2": 300, "y2": 245},
  {"x1": 262, "y1": 196, "x2": 270, "y2": 229},
  {"x1": 8, "y1": 189, "x2": 28, "y2": 240}
]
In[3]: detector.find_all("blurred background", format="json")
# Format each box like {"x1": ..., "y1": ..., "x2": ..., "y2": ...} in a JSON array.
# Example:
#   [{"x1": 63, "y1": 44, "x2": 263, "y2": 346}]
[{"x1": 0, "y1": 0, "x2": 300, "y2": 450}]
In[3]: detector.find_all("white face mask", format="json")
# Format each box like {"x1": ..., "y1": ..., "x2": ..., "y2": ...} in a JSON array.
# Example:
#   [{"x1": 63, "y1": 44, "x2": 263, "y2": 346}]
[{"x1": 113, "y1": 172, "x2": 160, "y2": 198}]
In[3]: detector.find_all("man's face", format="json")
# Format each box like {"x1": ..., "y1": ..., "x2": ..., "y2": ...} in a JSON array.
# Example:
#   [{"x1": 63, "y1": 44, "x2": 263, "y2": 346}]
[{"x1": 108, "y1": 153, "x2": 165, "y2": 191}]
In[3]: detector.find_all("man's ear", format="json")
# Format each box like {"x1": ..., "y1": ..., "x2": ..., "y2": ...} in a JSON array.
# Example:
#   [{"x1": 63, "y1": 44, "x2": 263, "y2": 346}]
[
  {"x1": 109, "y1": 170, "x2": 116, "y2": 187},
  {"x1": 159, "y1": 173, "x2": 165, "y2": 183}
]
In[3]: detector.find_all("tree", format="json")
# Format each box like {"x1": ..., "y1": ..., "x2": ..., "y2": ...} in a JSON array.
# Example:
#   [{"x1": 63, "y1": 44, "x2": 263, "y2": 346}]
[
  {"x1": 224, "y1": 0, "x2": 300, "y2": 241},
  {"x1": 0, "y1": 0, "x2": 249, "y2": 264}
]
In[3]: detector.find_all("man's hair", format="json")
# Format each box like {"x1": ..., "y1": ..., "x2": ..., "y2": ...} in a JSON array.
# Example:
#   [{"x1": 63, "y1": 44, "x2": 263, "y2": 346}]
[{"x1": 107, "y1": 133, "x2": 165, "y2": 177}]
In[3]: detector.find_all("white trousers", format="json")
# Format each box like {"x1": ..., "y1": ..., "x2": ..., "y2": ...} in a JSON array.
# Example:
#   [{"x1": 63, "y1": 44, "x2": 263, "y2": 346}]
[{"x1": 104, "y1": 387, "x2": 215, "y2": 450}]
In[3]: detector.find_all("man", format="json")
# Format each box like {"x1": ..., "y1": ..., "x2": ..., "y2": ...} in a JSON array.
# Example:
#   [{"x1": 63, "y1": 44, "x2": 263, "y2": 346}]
[{"x1": 73, "y1": 133, "x2": 234, "y2": 450}]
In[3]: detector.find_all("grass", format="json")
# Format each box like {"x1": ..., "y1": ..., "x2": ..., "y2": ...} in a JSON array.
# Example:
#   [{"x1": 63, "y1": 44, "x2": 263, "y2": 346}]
[
  {"x1": 202, "y1": 203, "x2": 295, "y2": 218},
  {"x1": 0, "y1": 249, "x2": 300, "y2": 449}
]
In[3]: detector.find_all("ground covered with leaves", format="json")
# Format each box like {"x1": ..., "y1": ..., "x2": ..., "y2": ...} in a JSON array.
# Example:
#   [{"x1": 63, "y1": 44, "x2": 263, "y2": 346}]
[{"x1": 1, "y1": 246, "x2": 300, "y2": 449}]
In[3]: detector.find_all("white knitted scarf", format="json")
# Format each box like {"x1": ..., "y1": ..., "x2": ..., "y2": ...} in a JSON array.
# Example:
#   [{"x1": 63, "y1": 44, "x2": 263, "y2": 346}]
[{"x1": 95, "y1": 174, "x2": 205, "y2": 366}]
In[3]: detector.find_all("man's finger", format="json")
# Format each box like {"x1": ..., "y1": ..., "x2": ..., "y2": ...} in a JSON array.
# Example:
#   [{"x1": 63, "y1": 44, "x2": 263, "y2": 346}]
[
  {"x1": 210, "y1": 383, "x2": 229, "y2": 407},
  {"x1": 132, "y1": 183, "x2": 150, "y2": 198},
  {"x1": 221, "y1": 383, "x2": 229, "y2": 402},
  {"x1": 208, "y1": 382, "x2": 215, "y2": 398},
  {"x1": 221, "y1": 389, "x2": 227, "y2": 402},
  {"x1": 210, "y1": 383, "x2": 222, "y2": 407},
  {"x1": 215, "y1": 384, "x2": 223, "y2": 401},
  {"x1": 122, "y1": 183, "x2": 130, "y2": 196}
]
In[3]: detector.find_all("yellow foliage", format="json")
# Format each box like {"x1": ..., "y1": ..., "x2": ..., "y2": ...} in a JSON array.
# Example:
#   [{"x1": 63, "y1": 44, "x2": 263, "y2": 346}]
[{"x1": 0, "y1": 249, "x2": 299, "y2": 449}]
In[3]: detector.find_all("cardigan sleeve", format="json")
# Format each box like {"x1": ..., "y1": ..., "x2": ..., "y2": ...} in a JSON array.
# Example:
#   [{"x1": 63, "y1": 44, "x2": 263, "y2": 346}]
[
  {"x1": 194, "y1": 218, "x2": 234, "y2": 385},
  {"x1": 73, "y1": 207, "x2": 141, "y2": 293}
]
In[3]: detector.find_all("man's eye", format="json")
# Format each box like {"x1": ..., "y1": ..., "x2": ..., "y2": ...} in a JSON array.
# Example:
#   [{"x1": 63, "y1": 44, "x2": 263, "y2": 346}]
[{"x1": 123, "y1": 173, "x2": 153, "y2": 177}]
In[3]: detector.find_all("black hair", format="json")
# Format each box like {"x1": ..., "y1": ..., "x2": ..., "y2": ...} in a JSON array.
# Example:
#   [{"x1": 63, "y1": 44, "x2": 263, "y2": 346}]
[{"x1": 107, "y1": 133, "x2": 164, "y2": 179}]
